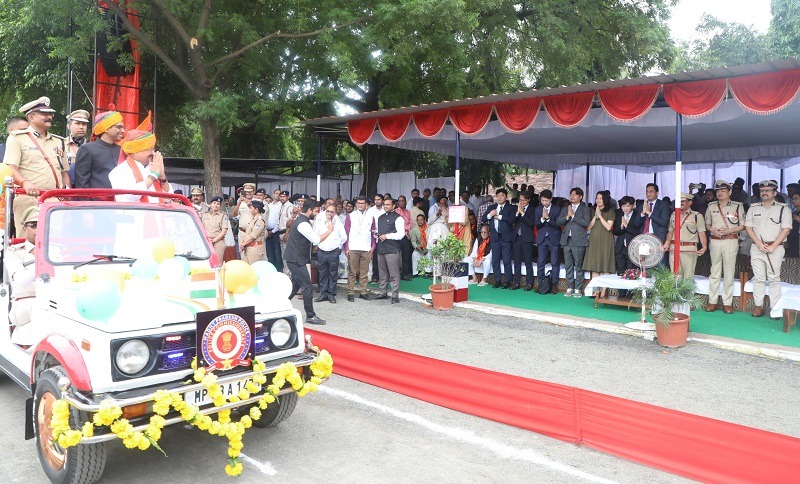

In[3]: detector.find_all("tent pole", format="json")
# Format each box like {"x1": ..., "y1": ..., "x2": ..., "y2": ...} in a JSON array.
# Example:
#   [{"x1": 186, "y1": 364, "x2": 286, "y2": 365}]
[
  {"x1": 316, "y1": 134, "x2": 322, "y2": 200},
  {"x1": 674, "y1": 113, "x2": 682, "y2": 275},
  {"x1": 454, "y1": 132, "x2": 461, "y2": 205}
]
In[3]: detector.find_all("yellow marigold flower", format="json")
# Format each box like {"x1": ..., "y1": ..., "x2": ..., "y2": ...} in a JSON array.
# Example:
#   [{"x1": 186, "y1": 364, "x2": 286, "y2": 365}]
[
  {"x1": 152, "y1": 402, "x2": 170, "y2": 416},
  {"x1": 193, "y1": 367, "x2": 206, "y2": 382},
  {"x1": 146, "y1": 426, "x2": 162, "y2": 442},
  {"x1": 267, "y1": 384, "x2": 281, "y2": 395},
  {"x1": 195, "y1": 415, "x2": 212, "y2": 431},
  {"x1": 240, "y1": 416, "x2": 252, "y2": 429},
  {"x1": 260, "y1": 393, "x2": 275, "y2": 405},
  {"x1": 228, "y1": 447, "x2": 241, "y2": 458},
  {"x1": 218, "y1": 410, "x2": 231, "y2": 424},
  {"x1": 110, "y1": 419, "x2": 131, "y2": 437},
  {"x1": 253, "y1": 373, "x2": 267, "y2": 385},
  {"x1": 228, "y1": 396, "x2": 240, "y2": 403},
  {"x1": 212, "y1": 395, "x2": 226, "y2": 407},
  {"x1": 137, "y1": 436, "x2": 151, "y2": 451},
  {"x1": 297, "y1": 386, "x2": 309, "y2": 397},
  {"x1": 150, "y1": 415, "x2": 167, "y2": 429},
  {"x1": 209, "y1": 421, "x2": 222, "y2": 435},
  {"x1": 252, "y1": 359, "x2": 266, "y2": 372},
  {"x1": 249, "y1": 407, "x2": 262, "y2": 421},
  {"x1": 237, "y1": 390, "x2": 250, "y2": 400},
  {"x1": 58, "y1": 430, "x2": 83, "y2": 448},
  {"x1": 224, "y1": 462, "x2": 243, "y2": 477},
  {"x1": 123, "y1": 437, "x2": 138, "y2": 449},
  {"x1": 81, "y1": 422, "x2": 94, "y2": 438},
  {"x1": 191, "y1": 356, "x2": 198, "y2": 370},
  {"x1": 229, "y1": 439, "x2": 244, "y2": 451},
  {"x1": 94, "y1": 400, "x2": 123, "y2": 426},
  {"x1": 245, "y1": 381, "x2": 260, "y2": 393},
  {"x1": 180, "y1": 405, "x2": 198, "y2": 422},
  {"x1": 306, "y1": 381, "x2": 318, "y2": 393},
  {"x1": 201, "y1": 373, "x2": 218, "y2": 387}
]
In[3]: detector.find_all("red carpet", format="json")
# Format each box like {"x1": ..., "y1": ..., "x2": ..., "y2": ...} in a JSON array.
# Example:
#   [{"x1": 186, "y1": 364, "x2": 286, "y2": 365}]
[{"x1": 308, "y1": 329, "x2": 800, "y2": 483}]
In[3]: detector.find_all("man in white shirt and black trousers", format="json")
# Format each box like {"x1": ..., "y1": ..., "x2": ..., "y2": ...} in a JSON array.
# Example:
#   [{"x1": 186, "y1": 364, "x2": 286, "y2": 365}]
[
  {"x1": 314, "y1": 203, "x2": 347, "y2": 304},
  {"x1": 369, "y1": 197, "x2": 406, "y2": 303},
  {"x1": 284, "y1": 200, "x2": 335, "y2": 325}
]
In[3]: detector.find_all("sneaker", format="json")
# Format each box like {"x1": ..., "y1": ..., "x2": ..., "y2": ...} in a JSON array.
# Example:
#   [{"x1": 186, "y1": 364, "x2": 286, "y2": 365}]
[
  {"x1": 305, "y1": 315, "x2": 327, "y2": 325},
  {"x1": 477, "y1": 281, "x2": 487, "y2": 287},
  {"x1": 573, "y1": 290, "x2": 584, "y2": 297},
  {"x1": 468, "y1": 280, "x2": 477, "y2": 285},
  {"x1": 564, "y1": 288, "x2": 574, "y2": 296}
]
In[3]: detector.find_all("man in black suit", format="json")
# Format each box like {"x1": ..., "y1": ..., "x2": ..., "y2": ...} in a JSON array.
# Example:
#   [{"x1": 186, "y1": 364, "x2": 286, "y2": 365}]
[
  {"x1": 640, "y1": 183, "x2": 671, "y2": 243},
  {"x1": 481, "y1": 188, "x2": 515, "y2": 288},
  {"x1": 613, "y1": 196, "x2": 643, "y2": 274},
  {"x1": 74, "y1": 110, "x2": 126, "y2": 188},
  {"x1": 534, "y1": 190, "x2": 562, "y2": 294},
  {"x1": 511, "y1": 192, "x2": 535, "y2": 290}
]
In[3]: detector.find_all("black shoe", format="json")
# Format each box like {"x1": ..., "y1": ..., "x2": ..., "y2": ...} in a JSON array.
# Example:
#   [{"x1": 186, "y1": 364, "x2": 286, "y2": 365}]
[
  {"x1": 347, "y1": 295, "x2": 354, "y2": 302},
  {"x1": 329, "y1": 296, "x2": 337, "y2": 304},
  {"x1": 550, "y1": 286, "x2": 558, "y2": 295},
  {"x1": 371, "y1": 279, "x2": 379, "y2": 284},
  {"x1": 524, "y1": 285, "x2": 533, "y2": 292},
  {"x1": 314, "y1": 295, "x2": 328, "y2": 303},
  {"x1": 493, "y1": 283, "x2": 501, "y2": 289},
  {"x1": 305, "y1": 315, "x2": 327, "y2": 325},
  {"x1": 509, "y1": 283, "x2": 519, "y2": 290},
  {"x1": 369, "y1": 293, "x2": 389, "y2": 300},
  {"x1": 401, "y1": 275, "x2": 411, "y2": 281},
  {"x1": 391, "y1": 296, "x2": 400, "y2": 304},
  {"x1": 502, "y1": 283, "x2": 509, "y2": 289},
  {"x1": 358, "y1": 293, "x2": 371, "y2": 300}
]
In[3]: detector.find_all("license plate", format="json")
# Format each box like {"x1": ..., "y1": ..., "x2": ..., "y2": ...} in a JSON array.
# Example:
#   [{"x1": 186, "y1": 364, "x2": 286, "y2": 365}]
[{"x1": 183, "y1": 376, "x2": 253, "y2": 406}]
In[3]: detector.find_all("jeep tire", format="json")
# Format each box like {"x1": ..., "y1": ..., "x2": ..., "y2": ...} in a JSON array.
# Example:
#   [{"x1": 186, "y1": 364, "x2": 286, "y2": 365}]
[
  {"x1": 34, "y1": 367, "x2": 107, "y2": 484},
  {"x1": 251, "y1": 391, "x2": 297, "y2": 428}
]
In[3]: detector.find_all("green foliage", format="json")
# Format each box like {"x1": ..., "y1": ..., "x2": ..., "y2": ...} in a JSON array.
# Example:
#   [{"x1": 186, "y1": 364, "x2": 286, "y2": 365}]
[
  {"x1": 633, "y1": 265, "x2": 703, "y2": 326},
  {"x1": 673, "y1": 15, "x2": 778, "y2": 71},
  {"x1": 770, "y1": 0, "x2": 800, "y2": 58},
  {"x1": 416, "y1": 233, "x2": 468, "y2": 288}
]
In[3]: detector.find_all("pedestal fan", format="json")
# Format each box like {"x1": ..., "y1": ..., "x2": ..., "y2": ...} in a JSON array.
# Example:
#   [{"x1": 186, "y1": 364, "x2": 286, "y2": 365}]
[{"x1": 625, "y1": 234, "x2": 664, "y2": 331}]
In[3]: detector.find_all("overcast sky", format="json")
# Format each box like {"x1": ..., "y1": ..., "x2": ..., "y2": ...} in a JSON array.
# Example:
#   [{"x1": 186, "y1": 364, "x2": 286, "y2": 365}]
[{"x1": 669, "y1": 0, "x2": 773, "y2": 42}]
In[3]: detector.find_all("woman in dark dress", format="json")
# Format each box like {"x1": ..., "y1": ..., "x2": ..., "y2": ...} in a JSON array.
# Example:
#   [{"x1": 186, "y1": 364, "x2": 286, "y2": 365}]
[{"x1": 583, "y1": 191, "x2": 616, "y2": 294}]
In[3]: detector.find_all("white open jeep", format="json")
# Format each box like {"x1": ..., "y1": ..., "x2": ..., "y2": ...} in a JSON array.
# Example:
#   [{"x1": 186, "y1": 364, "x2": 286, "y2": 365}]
[{"x1": 0, "y1": 187, "x2": 319, "y2": 484}]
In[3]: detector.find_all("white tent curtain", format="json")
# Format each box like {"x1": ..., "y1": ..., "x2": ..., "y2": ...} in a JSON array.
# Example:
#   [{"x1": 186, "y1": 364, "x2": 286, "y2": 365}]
[
  {"x1": 417, "y1": 177, "x2": 456, "y2": 193},
  {"x1": 781, "y1": 157, "x2": 800, "y2": 190},
  {"x1": 377, "y1": 171, "x2": 417, "y2": 199},
  {"x1": 625, "y1": 165, "x2": 656, "y2": 200},
  {"x1": 553, "y1": 164, "x2": 585, "y2": 198},
  {"x1": 712, "y1": 161, "x2": 748, "y2": 189},
  {"x1": 588, "y1": 165, "x2": 627, "y2": 202}
]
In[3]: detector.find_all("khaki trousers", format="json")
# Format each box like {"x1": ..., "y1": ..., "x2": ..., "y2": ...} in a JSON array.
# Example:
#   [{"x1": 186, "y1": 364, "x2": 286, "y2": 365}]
[
  {"x1": 750, "y1": 244, "x2": 784, "y2": 308},
  {"x1": 708, "y1": 238, "x2": 738, "y2": 306},
  {"x1": 242, "y1": 244, "x2": 266, "y2": 264},
  {"x1": 347, "y1": 250, "x2": 371, "y2": 295},
  {"x1": 668, "y1": 248, "x2": 698, "y2": 281},
  {"x1": 212, "y1": 240, "x2": 226, "y2": 263}
]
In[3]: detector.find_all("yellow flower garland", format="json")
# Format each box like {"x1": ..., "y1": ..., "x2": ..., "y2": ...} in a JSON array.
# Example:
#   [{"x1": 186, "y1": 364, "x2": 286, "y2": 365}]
[{"x1": 50, "y1": 350, "x2": 333, "y2": 477}]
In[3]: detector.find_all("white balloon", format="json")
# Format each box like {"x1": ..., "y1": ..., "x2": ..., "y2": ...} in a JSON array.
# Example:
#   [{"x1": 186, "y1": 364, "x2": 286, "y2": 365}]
[
  {"x1": 250, "y1": 260, "x2": 277, "y2": 278},
  {"x1": 257, "y1": 272, "x2": 293, "y2": 300},
  {"x1": 158, "y1": 257, "x2": 188, "y2": 283}
]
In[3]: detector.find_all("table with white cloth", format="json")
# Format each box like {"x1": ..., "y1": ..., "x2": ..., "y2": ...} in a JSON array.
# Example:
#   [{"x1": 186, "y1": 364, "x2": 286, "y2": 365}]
[
  {"x1": 768, "y1": 285, "x2": 800, "y2": 332},
  {"x1": 693, "y1": 275, "x2": 744, "y2": 311},
  {"x1": 583, "y1": 273, "x2": 653, "y2": 309}
]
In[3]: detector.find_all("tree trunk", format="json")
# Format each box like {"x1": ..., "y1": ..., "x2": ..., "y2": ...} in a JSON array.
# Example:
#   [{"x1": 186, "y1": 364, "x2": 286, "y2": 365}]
[
  {"x1": 199, "y1": 116, "x2": 222, "y2": 196},
  {"x1": 361, "y1": 144, "x2": 383, "y2": 197}
]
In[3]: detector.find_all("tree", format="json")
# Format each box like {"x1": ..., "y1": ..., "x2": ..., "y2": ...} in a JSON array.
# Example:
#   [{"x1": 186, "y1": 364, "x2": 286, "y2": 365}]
[
  {"x1": 310, "y1": 0, "x2": 676, "y2": 196},
  {"x1": 672, "y1": 15, "x2": 776, "y2": 71},
  {"x1": 770, "y1": 0, "x2": 800, "y2": 58}
]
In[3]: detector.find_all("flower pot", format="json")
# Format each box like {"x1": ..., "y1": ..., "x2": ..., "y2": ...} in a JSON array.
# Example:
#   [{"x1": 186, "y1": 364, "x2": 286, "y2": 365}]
[
  {"x1": 655, "y1": 312, "x2": 690, "y2": 348},
  {"x1": 429, "y1": 283, "x2": 455, "y2": 310}
]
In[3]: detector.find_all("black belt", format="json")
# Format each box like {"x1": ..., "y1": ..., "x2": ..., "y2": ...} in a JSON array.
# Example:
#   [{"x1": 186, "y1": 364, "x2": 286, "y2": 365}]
[{"x1": 319, "y1": 248, "x2": 340, "y2": 253}]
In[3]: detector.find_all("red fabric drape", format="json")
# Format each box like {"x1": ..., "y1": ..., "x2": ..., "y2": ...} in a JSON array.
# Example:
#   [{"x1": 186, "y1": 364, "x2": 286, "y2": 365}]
[
  {"x1": 449, "y1": 104, "x2": 494, "y2": 135},
  {"x1": 412, "y1": 109, "x2": 450, "y2": 138},
  {"x1": 95, "y1": 6, "x2": 141, "y2": 130},
  {"x1": 598, "y1": 84, "x2": 660, "y2": 122},
  {"x1": 347, "y1": 118, "x2": 377, "y2": 145},
  {"x1": 663, "y1": 79, "x2": 727, "y2": 117},
  {"x1": 378, "y1": 114, "x2": 412, "y2": 141},
  {"x1": 729, "y1": 69, "x2": 800, "y2": 115},
  {"x1": 308, "y1": 329, "x2": 800, "y2": 484},
  {"x1": 543, "y1": 92, "x2": 595, "y2": 127},
  {"x1": 495, "y1": 98, "x2": 541, "y2": 132}
]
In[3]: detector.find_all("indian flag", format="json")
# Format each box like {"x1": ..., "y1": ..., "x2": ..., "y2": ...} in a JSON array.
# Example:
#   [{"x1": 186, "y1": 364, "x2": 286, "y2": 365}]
[{"x1": 190, "y1": 271, "x2": 217, "y2": 300}]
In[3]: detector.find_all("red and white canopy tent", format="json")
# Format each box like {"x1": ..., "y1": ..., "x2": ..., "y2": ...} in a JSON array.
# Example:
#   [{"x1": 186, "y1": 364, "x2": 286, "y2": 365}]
[{"x1": 305, "y1": 59, "x2": 800, "y2": 270}]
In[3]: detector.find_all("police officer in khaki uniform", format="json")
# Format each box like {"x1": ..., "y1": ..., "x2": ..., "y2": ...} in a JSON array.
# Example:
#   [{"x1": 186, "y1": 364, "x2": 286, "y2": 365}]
[
  {"x1": 745, "y1": 180, "x2": 792, "y2": 317},
  {"x1": 232, "y1": 182, "x2": 256, "y2": 244},
  {"x1": 201, "y1": 195, "x2": 229, "y2": 262},
  {"x1": 65, "y1": 109, "x2": 90, "y2": 184},
  {"x1": 239, "y1": 199, "x2": 267, "y2": 264},
  {"x1": 704, "y1": 180, "x2": 745, "y2": 314},
  {"x1": 190, "y1": 187, "x2": 210, "y2": 215},
  {"x1": 4, "y1": 97, "x2": 71, "y2": 235},
  {"x1": 663, "y1": 192, "x2": 707, "y2": 281},
  {"x1": 7, "y1": 207, "x2": 39, "y2": 329}
]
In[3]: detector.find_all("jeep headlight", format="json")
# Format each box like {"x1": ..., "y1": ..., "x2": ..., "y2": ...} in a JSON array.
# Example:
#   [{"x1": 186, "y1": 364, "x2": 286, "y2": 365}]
[
  {"x1": 115, "y1": 340, "x2": 150, "y2": 375},
  {"x1": 270, "y1": 319, "x2": 292, "y2": 348}
]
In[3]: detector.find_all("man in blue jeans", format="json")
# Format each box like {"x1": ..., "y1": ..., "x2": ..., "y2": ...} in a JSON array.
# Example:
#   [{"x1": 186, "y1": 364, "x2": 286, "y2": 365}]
[{"x1": 265, "y1": 188, "x2": 284, "y2": 271}]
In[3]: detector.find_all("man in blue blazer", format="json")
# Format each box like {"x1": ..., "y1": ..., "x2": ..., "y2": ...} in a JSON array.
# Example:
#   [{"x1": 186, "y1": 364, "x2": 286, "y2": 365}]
[
  {"x1": 534, "y1": 190, "x2": 562, "y2": 294},
  {"x1": 481, "y1": 188, "x2": 516, "y2": 288},
  {"x1": 556, "y1": 187, "x2": 591, "y2": 297},
  {"x1": 640, "y1": 183, "x2": 671, "y2": 243},
  {"x1": 511, "y1": 192, "x2": 536, "y2": 290}
]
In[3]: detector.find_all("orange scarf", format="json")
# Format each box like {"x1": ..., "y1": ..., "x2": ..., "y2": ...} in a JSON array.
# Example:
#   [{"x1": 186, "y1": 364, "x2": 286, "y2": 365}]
[
  {"x1": 127, "y1": 157, "x2": 164, "y2": 203},
  {"x1": 475, "y1": 237, "x2": 490, "y2": 263},
  {"x1": 420, "y1": 223, "x2": 428, "y2": 249}
]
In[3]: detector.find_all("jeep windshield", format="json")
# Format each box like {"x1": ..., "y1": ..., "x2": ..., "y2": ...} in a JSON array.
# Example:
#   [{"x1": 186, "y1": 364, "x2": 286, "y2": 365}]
[{"x1": 45, "y1": 206, "x2": 211, "y2": 265}]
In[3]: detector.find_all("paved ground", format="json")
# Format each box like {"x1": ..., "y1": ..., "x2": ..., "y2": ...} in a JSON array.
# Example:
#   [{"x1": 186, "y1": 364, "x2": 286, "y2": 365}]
[{"x1": 299, "y1": 288, "x2": 800, "y2": 438}]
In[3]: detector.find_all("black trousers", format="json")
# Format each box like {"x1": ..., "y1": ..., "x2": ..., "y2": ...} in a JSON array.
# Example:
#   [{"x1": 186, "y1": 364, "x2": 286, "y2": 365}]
[
  {"x1": 266, "y1": 233, "x2": 283, "y2": 272},
  {"x1": 287, "y1": 261, "x2": 315, "y2": 318},
  {"x1": 491, "y1": 239, "x2": 513, "y2": 283},
  {"x1": 317, "y1": 249, "x2": 340, "y2": 298},
  {"x1": 400, "y1": 236, "x2": 414, "y2": 276},
  {"x1": 512, "y1": 239, "x2": 534, "y2": 285}
]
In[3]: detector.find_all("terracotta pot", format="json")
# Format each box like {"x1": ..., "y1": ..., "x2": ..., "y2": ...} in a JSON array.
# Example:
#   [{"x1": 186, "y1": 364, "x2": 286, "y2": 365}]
[
  {"x1": 655, "y1": 312, "x2": 690, "y2": 348},
  {"x1": 429, "y1": 283, "x2": 455, "y2": 310}
]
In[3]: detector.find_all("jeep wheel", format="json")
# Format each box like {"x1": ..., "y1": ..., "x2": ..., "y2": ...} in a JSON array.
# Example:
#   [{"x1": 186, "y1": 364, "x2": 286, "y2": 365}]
[
  {"x1": 34, "y1": 367, "x2": 107, "y2": 484},
  {"x1": 251, "y1": 391, "x2": 298, "y2": 428}
]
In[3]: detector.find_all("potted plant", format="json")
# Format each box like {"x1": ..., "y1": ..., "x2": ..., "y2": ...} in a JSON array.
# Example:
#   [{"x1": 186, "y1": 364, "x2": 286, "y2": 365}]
[
  {"x1": 417, "y1": 233, "x2": 468, "y2": 310},
  {"x1": 633, "y1": 265, "x2": 703, "y2": 348}
]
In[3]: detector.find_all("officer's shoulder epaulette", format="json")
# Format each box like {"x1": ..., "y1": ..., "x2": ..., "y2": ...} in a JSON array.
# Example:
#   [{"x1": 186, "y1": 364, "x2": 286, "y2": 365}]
[
  {"x1": 49, "y1": 133, "x2": 65, "y2": 141},
  {"x1": 8, "y1": 127, "x2": 33, "y2": 136}
]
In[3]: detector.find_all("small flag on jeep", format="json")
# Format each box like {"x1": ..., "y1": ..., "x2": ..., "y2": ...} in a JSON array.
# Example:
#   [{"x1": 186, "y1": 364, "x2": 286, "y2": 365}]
[{"x1": 190, "y1": 271, "x2": 217, "y2": 300}]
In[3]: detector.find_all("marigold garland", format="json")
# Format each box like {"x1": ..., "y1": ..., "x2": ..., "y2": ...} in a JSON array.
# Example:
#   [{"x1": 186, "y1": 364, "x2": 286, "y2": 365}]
[{"x1": 50, "y1": 350, "x2": 333, "y2": 477}]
